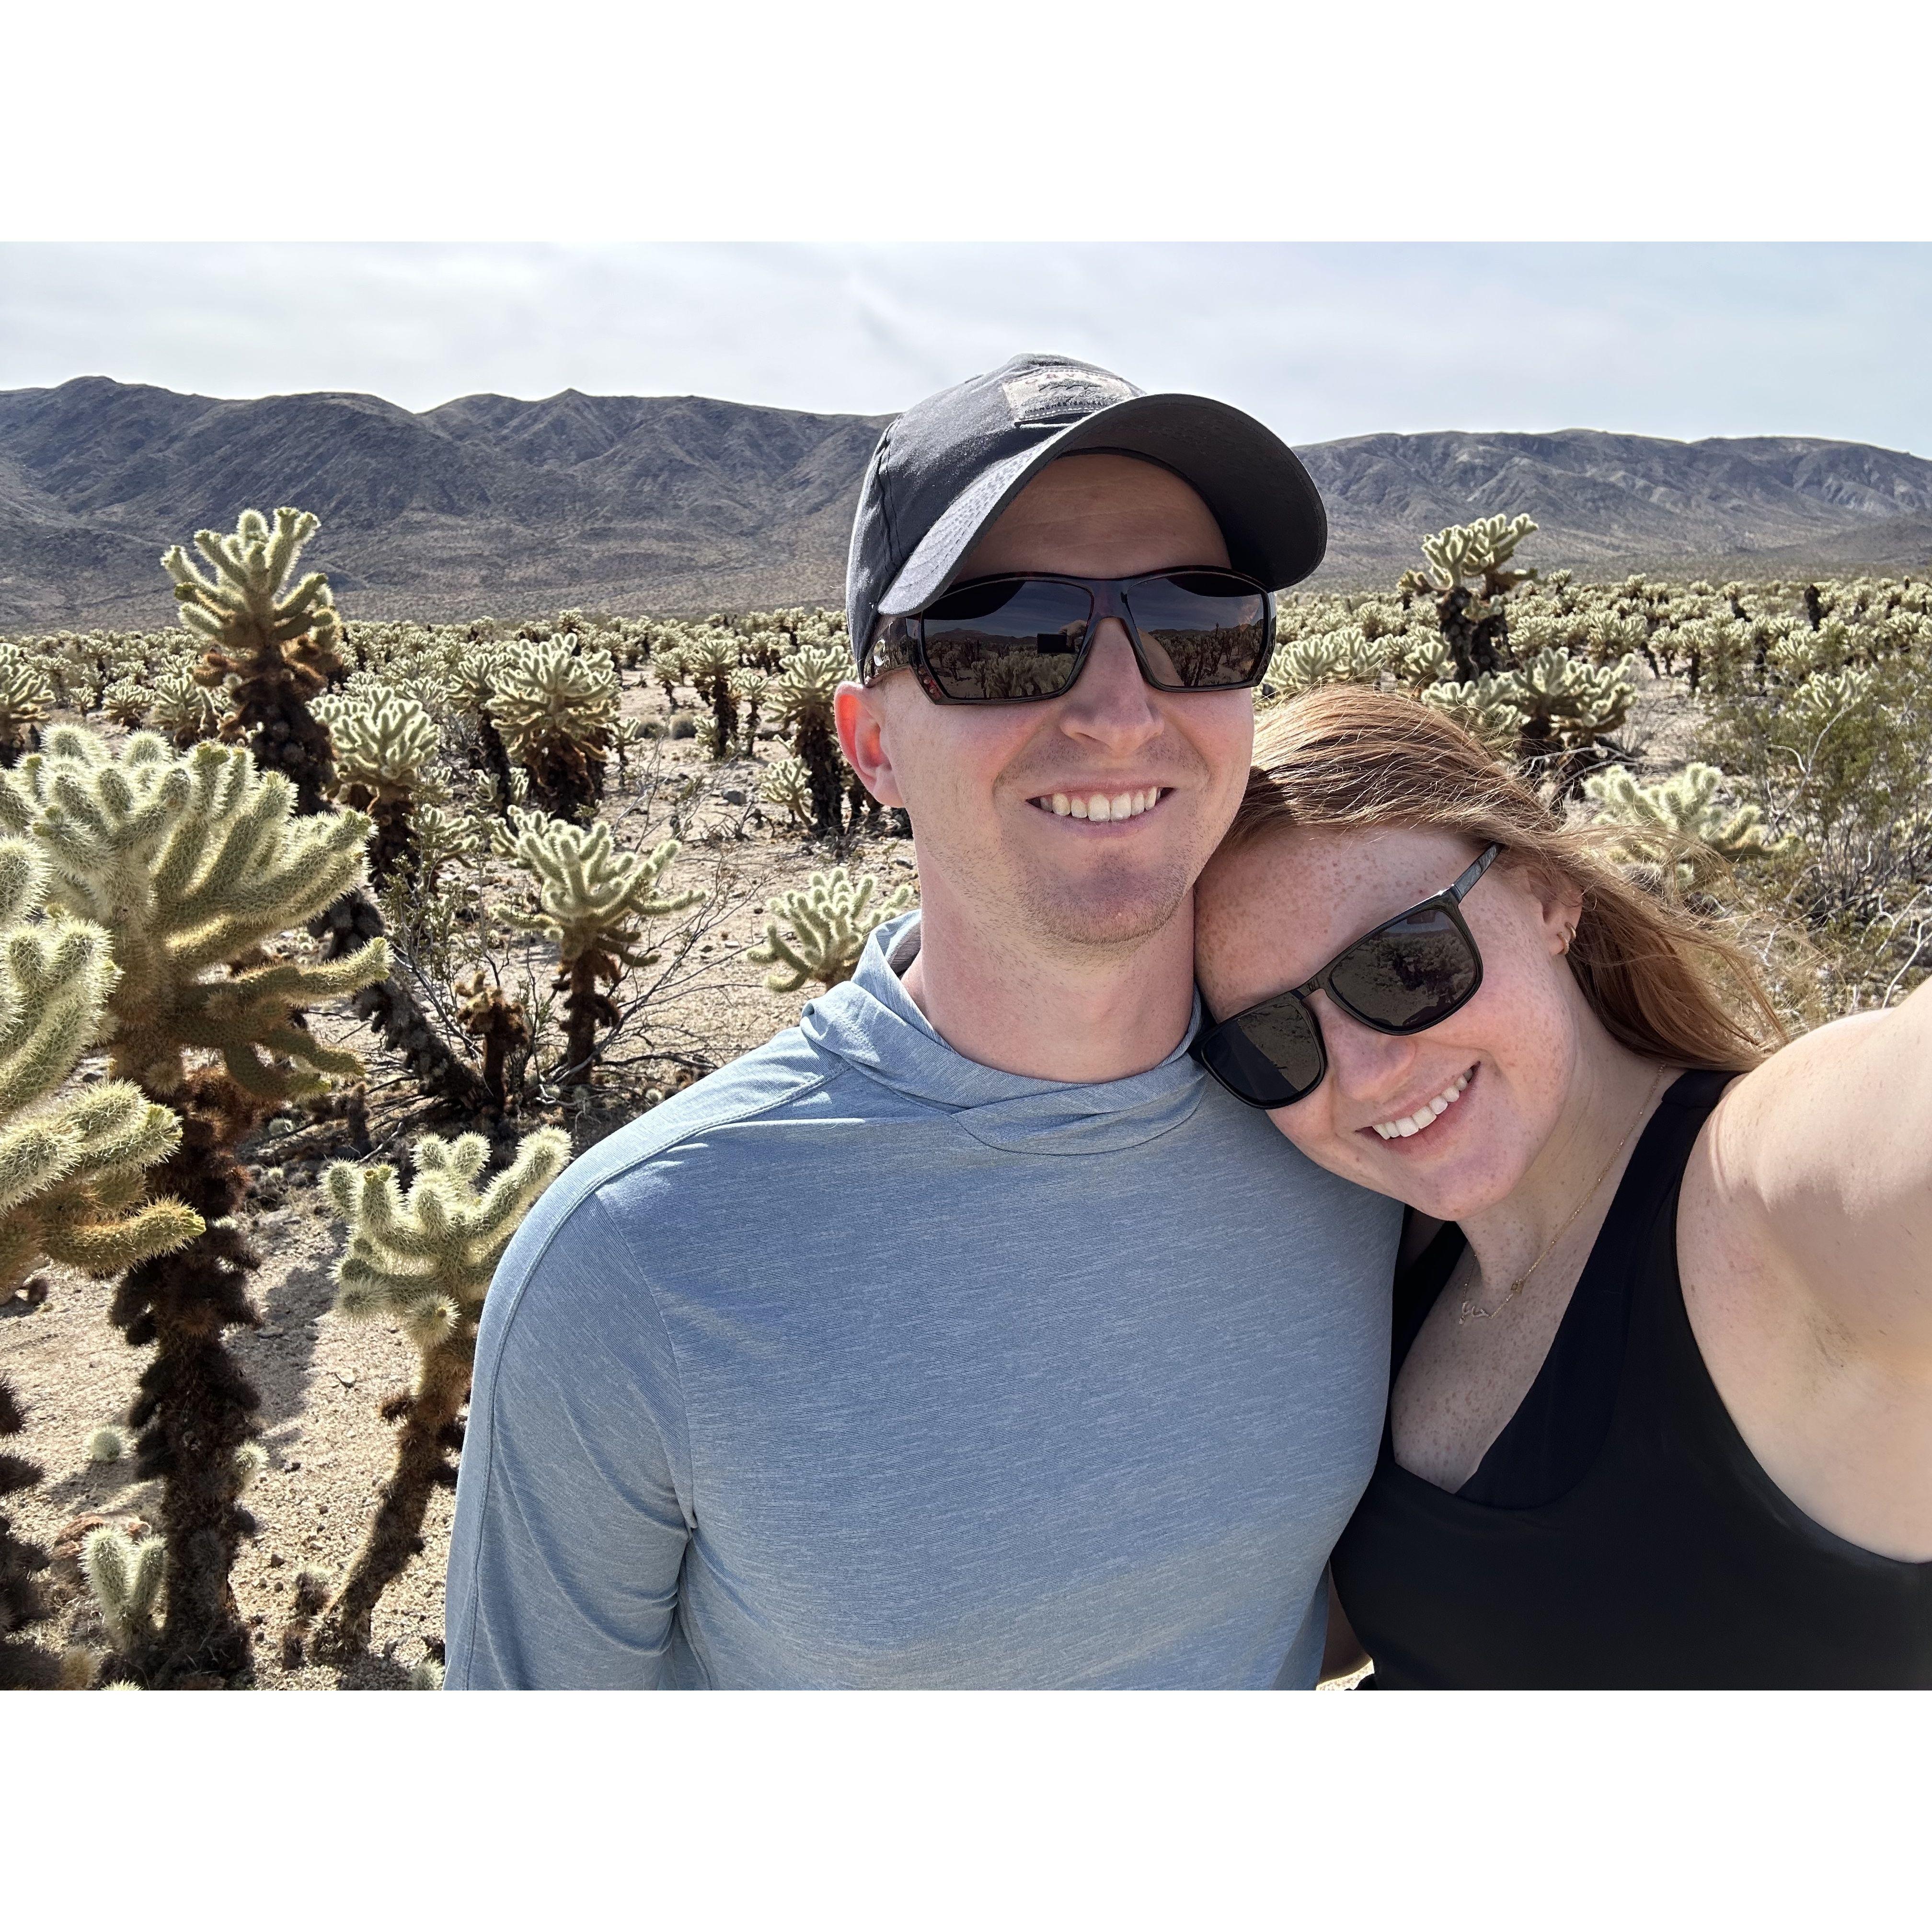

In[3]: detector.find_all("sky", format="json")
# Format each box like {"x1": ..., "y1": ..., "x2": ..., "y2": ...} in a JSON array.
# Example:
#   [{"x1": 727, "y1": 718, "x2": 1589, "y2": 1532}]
[{"x1": 4, "y1": 242, "x2": 1931, "y2": 456}]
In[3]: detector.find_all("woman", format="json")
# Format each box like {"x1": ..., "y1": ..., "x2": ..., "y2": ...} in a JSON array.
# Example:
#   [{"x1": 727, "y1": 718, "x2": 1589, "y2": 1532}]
[{"x1": 1192, "y1": 685, "x2": 1932, "y2": 1688}]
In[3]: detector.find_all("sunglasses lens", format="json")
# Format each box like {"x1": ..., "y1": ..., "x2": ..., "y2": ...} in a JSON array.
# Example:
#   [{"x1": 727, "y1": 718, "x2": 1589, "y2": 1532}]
[
  {"x1": 1327, "y1": 905, "x2": 1479, "y2": 1031},
  {"x1": 1124, "y1": 572, "x2": 1271, "y2": 688},
  {"x1": 1201, "y1": 994, "x2": 1325, "y2": 1106},
  {"x1": 919, "y1": 579, "x2": 1093, "y2": 700}
]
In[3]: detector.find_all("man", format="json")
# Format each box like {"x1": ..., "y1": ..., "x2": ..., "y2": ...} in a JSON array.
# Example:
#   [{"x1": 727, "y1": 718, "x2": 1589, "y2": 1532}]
[{"x1": 444, "y1": 353, "x2": 1401, "y2": 1688}]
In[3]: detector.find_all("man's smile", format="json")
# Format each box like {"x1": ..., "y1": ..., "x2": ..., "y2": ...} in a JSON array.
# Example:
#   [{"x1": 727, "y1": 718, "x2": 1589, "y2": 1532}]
[{"x1": 1025, "y1": 785, "x2": 1173, "y2": 823}]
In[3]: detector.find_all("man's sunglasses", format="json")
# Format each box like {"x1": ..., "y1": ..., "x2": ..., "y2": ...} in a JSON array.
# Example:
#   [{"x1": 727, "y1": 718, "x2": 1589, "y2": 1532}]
[
  {"x1": 1194, "y1": 844, "x2": 1503, "y2": 1109},
  {"x1": 865, "y1": 568, "x2": 1275, "y2": 703}
]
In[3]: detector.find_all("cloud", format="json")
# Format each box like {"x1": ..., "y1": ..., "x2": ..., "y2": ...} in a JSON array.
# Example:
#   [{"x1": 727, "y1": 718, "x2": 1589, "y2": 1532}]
[{"x1": 2, "y1": 243, "x2": 1929, "y2": 455}]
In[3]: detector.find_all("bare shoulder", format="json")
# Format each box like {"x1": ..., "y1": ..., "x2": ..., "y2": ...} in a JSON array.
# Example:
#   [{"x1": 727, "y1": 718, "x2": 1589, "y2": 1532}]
[{"x1": 1677, "y1": 1016, "x2": 1932, "y2": 1560}]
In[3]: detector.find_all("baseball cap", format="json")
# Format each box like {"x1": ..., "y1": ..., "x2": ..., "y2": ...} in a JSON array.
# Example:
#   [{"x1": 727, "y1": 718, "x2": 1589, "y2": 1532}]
[{"x1": 845, "y1": 352, "x2": 1327, "y2": 677}]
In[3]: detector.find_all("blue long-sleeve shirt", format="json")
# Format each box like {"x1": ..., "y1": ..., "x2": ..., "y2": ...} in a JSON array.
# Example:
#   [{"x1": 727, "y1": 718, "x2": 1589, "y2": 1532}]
[{"x1": 445, "y1": 913, "x2": 1400, "y2": 1688}]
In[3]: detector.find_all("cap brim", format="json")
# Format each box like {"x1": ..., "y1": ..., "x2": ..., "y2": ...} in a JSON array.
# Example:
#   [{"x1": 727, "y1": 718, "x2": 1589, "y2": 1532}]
[{"x1": 875, "y1": 392, "x2": 1327, "y2": 617}]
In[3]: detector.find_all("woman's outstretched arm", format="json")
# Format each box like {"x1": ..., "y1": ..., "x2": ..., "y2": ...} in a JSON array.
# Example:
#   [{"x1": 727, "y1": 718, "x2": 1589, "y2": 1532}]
[{"x1": 1702, "y1": 975, "x2": 1932, "y2": 1369}]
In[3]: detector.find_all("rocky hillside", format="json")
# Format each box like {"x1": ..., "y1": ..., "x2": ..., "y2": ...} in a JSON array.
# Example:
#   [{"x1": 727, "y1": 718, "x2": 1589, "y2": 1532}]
[{"x1": 3, "y1": 377, "x2": 1930, "y2": 628}]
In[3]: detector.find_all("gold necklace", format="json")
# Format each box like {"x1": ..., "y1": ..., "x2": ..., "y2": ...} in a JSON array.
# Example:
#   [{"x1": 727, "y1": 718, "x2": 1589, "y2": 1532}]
[{"x1": 1458, "y1": 1066, "x2": 1669, "y2": 1325}]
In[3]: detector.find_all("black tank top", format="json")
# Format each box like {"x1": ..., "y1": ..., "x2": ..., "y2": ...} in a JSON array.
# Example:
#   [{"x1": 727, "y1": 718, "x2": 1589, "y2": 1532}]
[{"x1": 1331, "y1": 1069, "x2": 1932, "y2": 1688}]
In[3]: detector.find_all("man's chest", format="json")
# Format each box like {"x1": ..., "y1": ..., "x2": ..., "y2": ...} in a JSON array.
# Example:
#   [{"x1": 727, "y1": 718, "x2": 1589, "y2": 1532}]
[{"x1": 652, "y1": 1240, "x2": 1389, "y2": 1685}]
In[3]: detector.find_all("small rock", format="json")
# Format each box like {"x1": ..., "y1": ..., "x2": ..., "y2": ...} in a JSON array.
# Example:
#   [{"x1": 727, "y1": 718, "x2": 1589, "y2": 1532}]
[
  {"x1": 334, "y1": 1370, "x2": 356, "y2": 1388},
  {"x1": 722, "y1": 789, "x2": 746, "y2": 805},
  {"x1": 267, "y1": 1552, "x2": 285, "y2": 1567}
]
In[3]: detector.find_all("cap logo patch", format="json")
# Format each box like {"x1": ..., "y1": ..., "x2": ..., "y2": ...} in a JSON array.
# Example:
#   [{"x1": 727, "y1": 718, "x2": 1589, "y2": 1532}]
[{"x1": 1000, "y1": 367, "x2": 1138, "y2": 427}]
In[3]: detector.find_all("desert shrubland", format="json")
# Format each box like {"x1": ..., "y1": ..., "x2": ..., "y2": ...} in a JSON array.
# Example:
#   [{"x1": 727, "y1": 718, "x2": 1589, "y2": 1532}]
[{"x1": 5, "y1": 488, "x2": 1931, "y2": 1690}]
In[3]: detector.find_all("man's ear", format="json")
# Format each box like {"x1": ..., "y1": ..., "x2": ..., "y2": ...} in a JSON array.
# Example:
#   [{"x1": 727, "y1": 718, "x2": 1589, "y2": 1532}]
[{"x1": 835, "y1": 680, "x2": 906, "y2": 809}]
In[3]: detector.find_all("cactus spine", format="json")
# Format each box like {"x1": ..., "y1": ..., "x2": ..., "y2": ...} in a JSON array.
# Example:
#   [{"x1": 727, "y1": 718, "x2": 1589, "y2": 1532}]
[{"x1": 310, "y1": 1128, "x2": 568, "y2": 1658}]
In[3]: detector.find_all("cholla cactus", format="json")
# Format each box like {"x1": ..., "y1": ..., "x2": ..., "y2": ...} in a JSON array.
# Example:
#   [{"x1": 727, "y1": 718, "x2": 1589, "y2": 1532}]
[
  {"x1": 748, "y1": 868, "x2": 916, "y2": 993},
  {"x1": 683, "y1": 630, "x2": 742, "y2": 761},
  {"x1": 1400, "y1": 514, "x2": 1539, "y2": 680},
  {"x1": 1261, "y1": 626, "x2": 1386, "y2": 700},
  {"x1": 1, "y1": 729, "x2": 383, "y2": 1099},
  {"x1": 729, "y1": 666, "x2": 769, "y2": 750},
  {"x1": 0, "y1": 650, "x2": 52, "y2": 767},
  {"x1": 0, "y1": 835, "x2": 202, "y2": 1689},
  {"x1": 164, "y1": 506, "x2": 345, "y2": 814},
  {"x1": 1410, "y1": 514, "x2": 1540, "y2": 599},
  {"x1": 1418, "y1": 676, "x2": 1529, "y2": 753},
  {"x1": 768, "y1": 644, "x2": 850, "y2": 839},
  {"x1": 0, "y1": 838, "x2": 202, "y2": 1292},
  {"x1": 1, "y1": 1373, "x2": 64, "y2": 1686},
  {"x1": 1398, "y1": 635, "x2": 1456, "y2": 690},
  {"x1": 650, "y1": 637, "x2": 691, "y2": 709},
  {"x1": 760, "y1": 754, "x2": 814, "y2": 829},
  {"x1": 502, "y1": 809, "x2": 703, "y2": 1082},
  {"x1": 1503, "y1": 647, "x2": 1639, "y2": 760},
  {"x1": 607, "y1": 714, "x2": 651, "y2": 776},
  {"x1": 102, "y1": 678, "x2": 155, "y2": 730},
  {"x1": 0, "y1": 726, "x2": 384, "y2": 1685},
  {"x1": 149, "y1": 665, "x2": 230, "y2": 748},
  {"x1": 317, "y1": 690, "x2": 440, "y2": 885},
  {"x1": 449, "y1": 643, "x2": 516, "y2": 807},
  {"x1": 1585, "y1": 762, "x2": 1795, "y2": 889},
  {"x1": 454, "y1": 968, "x2": 529, "y2": 1112},
  {"x1": 310, "y1": 1127, "x2": 569, "y2": 1659},
  {"x1": 489, "y1": 640, "x2": 619, "y2": 821},
  {"x1": 1783, "y1": 665, "x2": 1874, "y2": 748},
  {"x1": 82, "y1": 1526, "x2": 165, "y2": 1655}
]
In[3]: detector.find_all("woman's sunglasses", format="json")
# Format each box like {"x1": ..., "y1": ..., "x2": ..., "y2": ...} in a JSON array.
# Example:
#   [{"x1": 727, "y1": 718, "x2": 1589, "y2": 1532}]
[
  {"x1": 865, "y1": 568, "x2": 1274, "y2": 703},
  {"x1": 1194, "y1": 844, "x2": 1503, "y2": 1109}
]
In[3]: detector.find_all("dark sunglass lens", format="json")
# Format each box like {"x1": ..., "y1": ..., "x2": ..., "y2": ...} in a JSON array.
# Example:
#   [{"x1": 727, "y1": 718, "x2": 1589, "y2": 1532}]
[
  {"x1": 1123, "y1": 572, "x2": 1271, "y2": 688},
  {"x1": 1202, "y1": 995, "x2": 1325, "y2": 1105},
  {"x1": 1327, "y1": 906, "x2": 1479, "y2": 1031},
  {"x1": 919, "y1": 580, "x2": 1092, "y2": 700}
]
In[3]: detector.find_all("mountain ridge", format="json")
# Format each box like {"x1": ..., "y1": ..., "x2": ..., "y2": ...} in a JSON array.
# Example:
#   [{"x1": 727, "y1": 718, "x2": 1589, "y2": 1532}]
[{"x1": 3, "y1": 377, "x2": 1928, "y2": 629}]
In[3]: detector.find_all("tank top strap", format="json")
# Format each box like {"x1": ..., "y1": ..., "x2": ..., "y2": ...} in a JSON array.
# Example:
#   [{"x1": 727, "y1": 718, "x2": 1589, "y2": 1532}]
[{"x1": 1604, "y1": 1067, "x2": 1736, "y2": 1429}]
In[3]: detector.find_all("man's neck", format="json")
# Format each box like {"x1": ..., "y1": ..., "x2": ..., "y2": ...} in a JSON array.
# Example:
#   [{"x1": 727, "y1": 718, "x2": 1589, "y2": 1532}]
[{"x1": 897, "y1": 891, "x2": 1198, "y2": 1085}]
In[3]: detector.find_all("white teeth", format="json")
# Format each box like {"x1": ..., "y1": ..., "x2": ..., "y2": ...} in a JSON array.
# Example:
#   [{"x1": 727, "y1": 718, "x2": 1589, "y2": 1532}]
[
  {"x1": 1037, "y1": 788, "x2": 1163, "y2": 822},
  {"x1": 1372, "y1": 1068, "x2": 1476, "y2": 1140}
]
